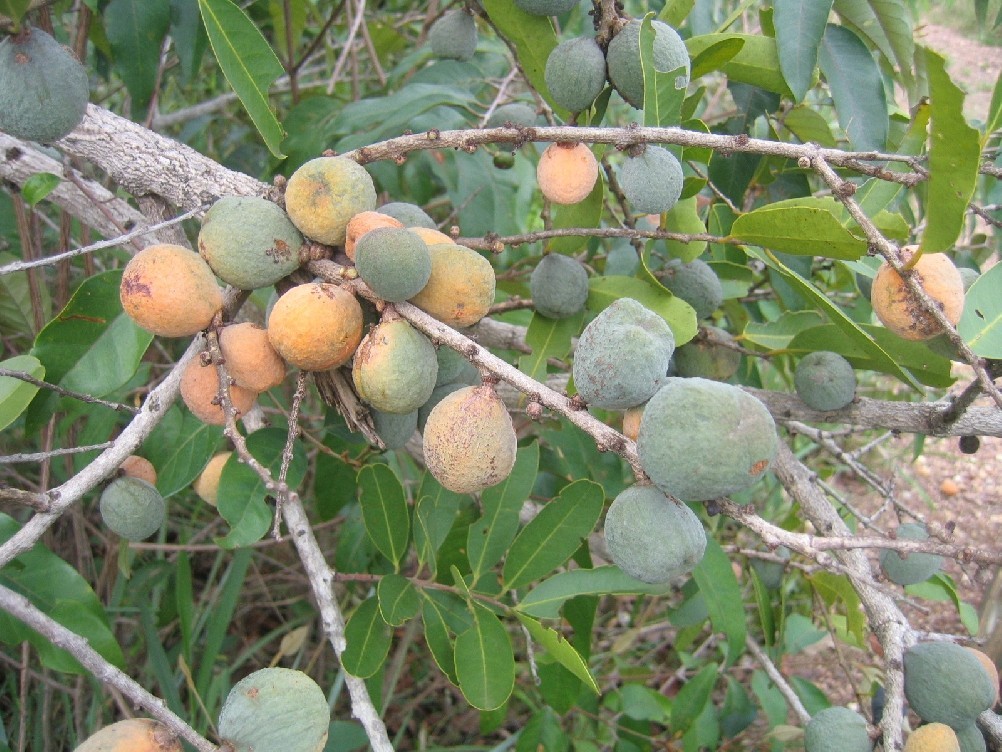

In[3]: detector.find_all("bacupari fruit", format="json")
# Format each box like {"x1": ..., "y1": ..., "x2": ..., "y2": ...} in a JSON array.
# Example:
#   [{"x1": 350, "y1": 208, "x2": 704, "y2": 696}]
[
  {"x1": 514, "y1": 0, "x2": 580, "y2": 15},
  {"x1": 354, "y1": 227, "x2": 432, "y2": 302},
  {"x1": 904, "y1": 641, "x2": 996, "y2": 729},
  {"x1": 73, "y1": 718, "x2": 181, "y2": 752},
  {"x1": 530, "y1": 253, "x2": 589, "y2": 319},
  {"x1": 352, "y1": 319, "x2": 438, "y2": 414},
  {"x1": 371, "y1": 409, "x2": 419, "y2": 450},
  {"x1": 193, "y1": 451, "x2": 232, "y2": 507},
  {"x1": 484, "y1": 102, "x2": 539, "y2": 129},
  {"x1": 606, "y1": 19, "x2": 690, "y2": 108},
  {"x1": 673, "y1": 325, "x2": 741, "y2": 381},
  {"x1": 284, "y1": 156, "x2": 376, "y2": 245},
  {"x1": 99, "y1": 477, "x2": 166, "y2": 542},
  {"x1": 879, "y1": 522, "x2": 943, "y2": 586},
  {"x1": 870, "y1": 246, "x2": 965, "y2": 341},
  {"x1": 119, "y1": 455, "x2": 157, "y2": 486},
  {"x1": 179, "y1": 357, "x2": 257, "y2": 426},
  {"x1": 408, "y1": 243, "x2": 495, "y2": 328},
  {"x1": 803, "y1": 706, "x2": 872, "y2": 752},
  {"x1": 794, "y1": 350, "x2": 857, "y2": 411},
  {"x1": 544, "y1": 37, "x2": 606, "y2": 113},
  {"x1": 377, "y1": 201, "x2": 436, "y2": 229},
  {"x1": 344, "y1": 211, "x2": 404, "y2": 260},
  {"x1": 428, "y1": 9, "x2": 477, "y2": 61},
  {"x1": 659, "y1": 257, "x2": 723, "y2": 320},
  {"x1": 618, "y1": 145, "x2": 684, "y2": 215},
  {"x1": 903, "y1": 723, "x2": 960, "y2": 752},
  {"x1": 537, "y1": 142, "x2": 598, "y2": 205},
  {"x1": 218, "y1": 322, "x2": 287, "y2": 392},
  {"x1": 267, "y1": 283, "x2": 363, "y2": 371}
]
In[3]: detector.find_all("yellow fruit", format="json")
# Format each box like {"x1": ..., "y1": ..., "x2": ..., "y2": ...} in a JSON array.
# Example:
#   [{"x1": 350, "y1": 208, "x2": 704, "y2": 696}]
[
  {"x1": 871, "y1": 246, "x2": 965, "y2": 341},
  {"x1": 966, "y1": 647, "x2": 1000, "y2": 705},
  {"x1": 408, "y1": 243, "x2": 495, "y2": 328},
  {"x1": 179, "y1": 358, "x2": 257, "y2": 426},
  {"x1": 74, "y1": 718, "x2": 181, "y2": 752},
  {"x1": 119, "y1": 455, "x2": 157, "y2": 486},
  {"x1": 344, "y1": 211, "x2": 404, "y2": 261},
  {"x1": 537, "y1": 142, "x2": 598, "y2": 205},
  {"x1": 218, "y1": 322, "x2": 287, "y2": 392},
  {"x1": 409, "y1": 227, "x2": 453, "y2": 245},
  {"x1": 284, "y1": 156, "x2": 376, "y2": 245},
  {"x1": 622, "y1": 404, "x2": 644, "y2": 442},
  {"x1": 120, "y1": 244, "x2": 223, "y2": 337},
  {"x1": 903, "y1": 723, "x2": 960, "y2": 752},
  {"x1": 193, "y1": 451, "x2": 232, "y2": 507},
  {"x1": 266, "y1": 283, "x2": 363, "y2": 371}
]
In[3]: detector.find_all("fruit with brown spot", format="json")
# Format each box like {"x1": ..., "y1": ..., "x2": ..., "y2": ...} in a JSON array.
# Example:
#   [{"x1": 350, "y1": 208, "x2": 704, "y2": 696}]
[
  {"x1": 871, "y1": 246, "x2": 965, "y2": 341},
  {"x1": 408, "y1": 243, "x2": 495, "y2": 328},
  {"x1": 352, "y1": 320, "x2": 438, "y2": 414},
  {"x1": 284, "y1": 156, "x2": 376, "y2": 245},
  {"x1": 73, "y1": 718, "x2": 181, "y2": 752},
  {"x1": 267, "y1": 283, "x2": 363, "y2": 371},
  {"x1": 120, "y1": 455, "x2": 157, "y2": 486}
]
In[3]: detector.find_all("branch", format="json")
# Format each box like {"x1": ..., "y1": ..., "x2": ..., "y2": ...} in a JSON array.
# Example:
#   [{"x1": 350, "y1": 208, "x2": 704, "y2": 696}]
[{"x1": 745, "y1": 634, "x2": 811, "y2": 726}]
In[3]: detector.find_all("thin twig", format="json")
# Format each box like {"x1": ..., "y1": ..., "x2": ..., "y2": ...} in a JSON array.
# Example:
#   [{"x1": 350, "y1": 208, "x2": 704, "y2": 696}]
[
  {"x1": 0, "y1": 369, "x2": 139, "y2": 413},
  {"x1": 745, "y1": 635, "x2": 811, "y2": 725}
]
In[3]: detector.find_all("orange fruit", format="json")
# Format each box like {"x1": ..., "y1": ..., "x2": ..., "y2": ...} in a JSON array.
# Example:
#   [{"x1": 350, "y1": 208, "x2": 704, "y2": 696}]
[
  {"x1": 871, "y1": 246, "x2": 965, "y2": 341},
  {"x1": 537, "y1": 142, "x2": 598, "y2": 205}
]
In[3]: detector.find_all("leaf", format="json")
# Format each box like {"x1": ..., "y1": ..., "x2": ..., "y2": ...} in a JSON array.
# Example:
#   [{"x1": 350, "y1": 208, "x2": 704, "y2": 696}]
[
  {"x1": 783, "y1": 106, "x2": 837, "y2": 147},
  {"x1": 742, "y1": 311, "x2": 825, "y2": 350},
  {"x1": 692, "y1": 537, "x2": 746, "y2": 667},
  {"x1": 358, "y1": 464, "x2": 410, "y2": 570},
  {"x1": 729, "y1": 197, "x2": 868, "y2": 260},
  {"x1": 587, "y1": 276, "x2": 697, "y2": 346},
  {"x1": 818, "y1": 24, "x2": 888, "y2": 151},
  {"x1": 413, "y1": 473, "x2": 465, "y2": 576},
  {"x1": 958, "y1": 262, "x2": 1002, "y2": 357},
  {"x1": 832, "y1": 0, "x2": 914, "y2": 84},
  {"x1": 809, "y1": 571, "x2": 866, "y2": 646},
  {"x1": 0, "y1": 0, "x2": 32, "y2": 25},
  {"x1": 104, "y1": 0, "x2": 172, "y2": 116},
  {"x1": 169, "y1": 0, "x2": 209, "y2": 82},
  {"x1": 0, "y1": 355, "x2": 44, "y2": 431},
  {"x1": 466, "y1": 442, "x2": 539, "y2": 584},
  {"x1": 518, "y1": 311, "x2": 582, "y2": 384},
  {"x1": 517, "y1": 566, "x2": 671, "y2": 619},
  {"x1": 907, "y1": 574, "x2": 979, "y2": 635},
  {"x1": 0, "y1": 252, "x2": 49, "y2": 339},
  {"x1": 422, "y1": 596, "x2": 459, "y2": 684},
  {"x1": 143, "y1": 407, "x2": 222, "y2": 498},
  {"x1": 660, "y1": 0, "x2": 695, "y2": 27},
  {"x1": 342, "y1": 597, "x2": 392, "y2": 678},
  {"x1": 920, "y1": 49, "x2": 981, "y2": 255},
  {"x1": 685, "y1": 34, "x2": 790, "y2": 95},
  {"x1": 502, "y1": 479, "x2": 605, "y2": 592},
  {"x1": 662, "y1": 197, "x2": 709, "y2": 262},
  {"x1": 515, "y1": 613, "x2": 599, "y2": 694},
  {"x1": 377, "y1": 574, "x2": 420, "y2": 627},
  {"x1": 197, "y1": 0, "x2": 287, "y2": 158},
  {"x1": 454, "y1": 602, "x2": 515, "y2": 711},
  {"x1": 21, "y1": 173, "x2": 61, "y2": 208},
  {"x1": 549, "y1": 173, "x2": 605, "y2": 254},
  {"x1": 774, "y1": 0, "x2": 834, "y2": 102},
  {"x1": 987, "y1": 68, "x2": 1002, "y2": 141},
  {"x1": 689, "y1": 37, "x2": 745, "y2": 80},
  {"x1": 640, "y1": 14, "x2": 686, "y2": 127},
  {"x1": 671, "y1": 663, "x2": 719, "y2": 734}
]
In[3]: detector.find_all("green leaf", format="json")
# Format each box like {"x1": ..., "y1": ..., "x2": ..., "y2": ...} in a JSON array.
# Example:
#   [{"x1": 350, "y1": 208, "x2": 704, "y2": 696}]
[
  {"x1": 958, "y1": 262, "x2": 1002, "y2": 357},
  {"x1": 729, "y1": 197, "x2": 868, "y2": 260},
  {"x1": 689, "y1": 37, "x2": 745, "y2": 80},
  {"x1": 169, "y1": 0, "x2": 209, "y2": 82},
  {"x1": 685, "y1": 34, "x2": 790, "y2": 95},
  {"x1": 467, "y1": 442, "x2": 539, "y2": 584},
  {"x1": 0, "y1": 0, "x2": 32, "y2": 25},
  {"x1": 358, "y1": 464, "x2": 410, "y2": 570},
  {"x1": 662, "y1": 198, "x2": 709, "y2": 262},
  {"x1": 774, "y1": 0, "x2": 833, "y2": 101},
  {"x1": 454, "y1": 602, "x2": 515, "y2": 711},
  {"x1": 660, "y1": 0, "x2": 695, "y2": 27},
  {"x1": 377, "y1": 574, "x2": 420, "y2": 627},
  {"x1": 818, "y1": 24, "x2": 887, "y2": 151},
  {"x1": 671, "y1": 663, "x2": 719, "y2": 734},
  {"x1": 104, "y1": 0, "x2": 172, "y2": 116},
  {"x1": 516, "y1": 708, "x2": 569, "y2": 752},
  {"x1": 587, "y1": 276, "x2": 697, "y2": 346},
  {"x1": 783, "y1": 106, "x2": 837, "y2": 147},
  {"x1": 144, "y1": 407, "x2": 222, "y2": 498},
  {"x1": 515, "y1": 613, "x2": 599, "y2": 694},
  {"x1": 809, "y1": 571, "x2": 865, "y2": 646},
  {"x1": 503, "y1": 480, "x2": 604, "y2": 592},
  {"x1": 907, "y1": 574, "x2": 979, "y2": 635},
  {"x1": 413, "y1": 473, "x2": 465, "y2": 576},
  {"x1": 422, "y1": 596, "x2": 459, "y2": 684},
  {"x1": 742, "y1": 311, "x2": 825, "y2": 350},
  {"x1": 21, "y1": 173, "x2": 61, "y2": 208},
  {"x1": 518, "y1": 311, "x2": 582, "y2": 384},
  {"x1": 987, "y1": 69, "x2": 1002, "y2": 141},
  {"x1": 0, "y1": 355, "x2": 43, "y2": 431},
  {"x1": 832, "y1": 0, "x2": 914, "y2": 85},
  {"x1": 640, "y1": 14, "x2": 686, "y2": 127},
  {"x1": 921, "y1": 49, "x2": 981, "y2": 254},
  {"x1": 343, "y1": 597, "x2": 392, "y2": 678},
  {"x1": 549, "y1": 169, "x2": 605, "y2": 255},
  {"x1": 197, "y1": 0, "x2": 287, "y2": 158},
  {"x1": 517, "y1": 566, "x2": 671, "y2": 619},
  {"x1": 693, "y1": 537, "x2": 746, "y2": 667},
  {"x1": 0, "y1": 252, "x2": 49, "y2": 339}
]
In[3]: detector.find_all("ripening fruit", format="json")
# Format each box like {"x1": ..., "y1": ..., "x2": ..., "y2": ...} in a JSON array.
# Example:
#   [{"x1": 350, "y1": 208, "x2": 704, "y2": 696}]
[
  {"x1": 422, "y1": 385, "x2": 518, "y2": 494},
  {"x1": 903, "y1": 723, "x2": 961, "y2": 752},
  {"x1": 193, "y1": 451, "x2": 231, "y2": 507},
  {"x1": 878, "y1": 523, "x2": 943, "y2": 586},
  {"x1": 606, "y1": 19, "x2": 690, "y2": 108},
  {"x1": 267, "y1": 283, "x2": 364, "y2": 371},
  {"x1": 965, "y1": 648, "x2": 1000, "y2": 705},
  {"x1": 99, "y1": 477, "x2": 166, "y2": 542},
  {"x1": 619, "y1": 146, "x2": 684, "y2": 215},
  {"x1": 120, "y1": 455, "x2": 157, "y2": 486},
  {"x1": 514, "y1": 0, "x2": 580, "y2": 15},
  {"x1": 537, "y1": 142, "x2": 599, "y2": 205},
  {"x1": 428, "y1": 9, "x2": 478, "y2": 61},
  {"x1": 409, "y1": 226, "x2": 453, "y2": 246},
  {"x1": 904, "y1": 641, "x2": 997, "y2": 729},
  {"x1": 530, "y1": 253, "x2": 589, "y2": 319},
  {"x1": 120, "y1": 244, "x2": 223, "y2": 337},
  {"x1": 73, "y1": 718, "x2": 181, "y2": 752},
  {"x1": 0, "y1": 26, "x2": 89, "y2": 143},
  {"x1": 794, "y1": 350, "x2": 857, "y2": 411},
  {"x1": 344, "y1": 211, "x2": 404, "y2": 261},
  {"x1": 217, "y1": 668, "x2": 329, "y2": 752},
  {"x1": 352, "y1": 320, "x2": 439, "y2": 414},
  {"x1": 408, "y1": 243, "x2": 496, "y2": 328},
  {"x1": 545, "y1": 37, "x2": 607, "y2": 113},
  {"x1": 179, "y1": 357, "x2": 257, "y2": 426},
  {"x1": 354, "y1": 227, "x2": 433, "y2": 302},
  {"x1": 603, "y1": 484, "x2": 706, "y2": 584},
  {"x1": 284, "y1": 156, "x2": 376, "y2": 245},
  {"x1": 803, "y1": 707, "x2": 872, "y2": 752},
  {"x1": 955, "y1": 724, "x2": 987, "y2": 752},
  {"x1": 377, "y1": 202, "x2": 436, "y2": 229},
  {"x1": 435, "y1": 347, "x2": 480, "y2": 387},
  {"x1": 673, "y1": 325, "x2": 741, "y2": 381},
  {"x1": 870, "y1": 246, "x2": 965, "y2": 341},
  {"x1": 484, "y1": 102, "x2": 539, "y2": 129},
  {"x1": 659, "y1": 257, "x2": 723, "y2": 320},
  {"x1": 218, "y1": 322, "x2": 287, "y2": 392}
]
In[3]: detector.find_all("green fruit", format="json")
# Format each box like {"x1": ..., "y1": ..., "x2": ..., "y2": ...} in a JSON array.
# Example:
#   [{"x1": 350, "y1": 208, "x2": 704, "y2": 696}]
[
  {"x1": 955, "y1": 724, "x2": 987, "y2": 752},
  {"x1": 435, "y1": 347, "x2": 480, "y2": 387},
  {"x1": 418, "y1": 382, "x2": 469, "y2": 432},
  {"x1": 544, "y1": 37, "x2": 607, "y2": 113},
  {"x1": 804, "y1": 706, "x2": 871, "y2": 752},
  {"x1": 354, "y1": 227, "x2": 432, "y2": 302},
  {"x1": 99, "y1": 477, "x2": 166, "y2": 542},
  {"x1": 879, "y1": 523, "x2": 943, "y2": 586},
  {"x1": 197, "y1": 196, "x2": 304, "y2": 289},
  {"x1": 429, "y1": 9, "x2": 477, "y2": 61},
  {"x1": 514, "y1": 0, "x2": 580, "y2": 15},
  {"x1": 353, "y1": 320, "x2": 438, "y2": 414},
  {"x1": 674, "y1": 326, "x2": 741, "y2": 381},
  {"x1": 218, "y1": 668, "x2": 329, "y2": 752},
  {"x1": 794, "y1": 350, "x2": 857, "y2": 411},
  {"x1": 530, "y1": 253, "x2": 589, "y2": 319},
  {"x1": 372, "y1": 409, "x2": 418, "y2": 450},
  {"x1": 959, "y1": 267, "x2": 979, "y2": 291},
  {"x1": 603, "y1": 484, "x2": 706, "y2": 584},
  {"x1": 619, "y1": 146, "x2": 684, "y2": 215},
  {"x1": 285, "y1": 156, "x2": 376, "y2": 246},
  {"x1": 660, "y1": 258, "x2": 723, "y2": 320},
  {"x1": 606, "y1": 19, "x2": 690, "y2": 109},
  {"x1": 0, "y1": 26, "x2": 89, "y2": 142},
  {"x1": 572, "y1": 298, "x2": 676, "y2": 410},
  {"x1": 637, "y1": 377, "x2": 777, "y2": 502},
  {"x1": 378, "y1": 202, "x2": 436, "y2": 229},
  {"x1": 484, "y1": 102, "x2": 539, "y2": 129},
  {"x1": 904, "y1": 642, "x2": 996, "y2": 729}
]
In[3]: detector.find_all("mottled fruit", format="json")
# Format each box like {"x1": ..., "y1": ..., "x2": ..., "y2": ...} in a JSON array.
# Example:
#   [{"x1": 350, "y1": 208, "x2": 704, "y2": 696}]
[
  {"x1": 606, "y1": 19, "x2": 690, "y2": 108},
  {"x1": 284, "y1": 156, "x2": 376, "y2": 245},
  {"x1": 193, "y1": 451, "x2": 232, "y2": 507},
  {"x1": 267, "y1": 283, "x2": 363, "y2": 371},
  {"x1": 794, "y1": 350, "x2": 857, "y2": 411},
  {"x1": 871, "y1": 247, "x2": 965, "y2": 341},
  {"x1": 530, "y1": 253, "x2": 589, "y2": 319},
  {"x1": 485, "y1": 103, "x2": 539, "y2": 129},
  {"x1": 545, "y1": 37, "x2": 607, "y2": 113},
  {"x1": 619, "y1": 146, "x2": 684, "y2": 215},
  {"x1": 73, "y1": 718, "x2": 180, "y2": 752},
  {"x1": 353, "y1": 320, "x2": 438, "y2": 414},
  {"x1": 218, "y1": 322, "x2": 287, "y2": 392},
  {"x1": 429, "y1": 9, "x2": 477, "y2": 61},
  {"x1": 408, "y1": 243, "x2": 495, "y2": 328},
  {"x1": 660, "y1": 257, "x2": 723, "y2": 320},
  {"x1": 904, "y1": 641, "x2": 996, "y2": 729},
  {"x1": 537, "y1": 142, "x2": 599, "y2": 205},
  {"x1": 673, "y1": 325, "x2": 741, "y2": 381},
  {"x1": 99, "y1": 477, "x2": 166, "y2": 542},
  {"x1": 354, "y1": 227, "x2": 432, "y2": 302},
  {"x1": 803, "y1": 706, "x2": 871, "y2": 752},
  {"x1": 180, "y1": 358, "x2": 257, "y2": 426}
]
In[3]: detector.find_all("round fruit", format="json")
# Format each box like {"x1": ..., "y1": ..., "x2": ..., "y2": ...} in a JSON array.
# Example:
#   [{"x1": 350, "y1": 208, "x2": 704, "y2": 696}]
[
  {"x1": 545, "y1": 37, "x2": 606, "y2": 113},
  {"x1": 965, "y1": 648, "x2": 1000, "y2": 705},
  {"x1": 197, "y1": 196, "x2": 304, "y2": 289},
  {"x1": 573, "y1": 298, "x2": 676, "y2": 410},
  {"x1": 537, "y1": 142, "x2": 599, "y2": 205},
  {"x1": 74, "y1": 718, "x2": 181, "y2": 752},
  {"x1": 879, "y1": 523, "x2": 943, "y2": 586},
  {"x1": 99, "y1": 477, "x2": 166, "y2": 542},
  {"x1": 408, "y1": 243, "x2": 495, "y2": 328},
  {"x1": 607, "y1": 19, "x2": 690, "y2": 108},
  {"x1": 484, "y1": 102, "x2": 539, "y2": 129},
  {"x1": 514, "y1": 0, "x2": 580, "y2": 14},
  {"x1": 353, "y1": 320, "x2": 438, "y2": 414},
  {"x1": 218, "y1": 322, "x2": 287, "y2": 392},
  {"x1": 794, "y1": 351, "x2": 857, "y2": 411},
  {"x1": 179, "y1": 357, "x2": 257, "y2": 426},
  {"x1": 955, "y1": 724, "x2": 987, "y2": 752},
  {"x1": 904, "y1": 641, "x2": 996, "y2": 729},
  {"x1": 0, "y1": 26, "x2": 89, "y2": 143},
  {"x1": 619, "y1": 146, "x2": 684, "y2": 215},
  {"x1": 344, "y1": 211, "x2": 404, "y2": 261},
  {"x1": 637, "y1": 377, "x2": 777, "y2": 502},
  {"x1": 673, "y1": 325, "x2": 741, "y2": 381},
  {"x1": 284, "y1": 156, "x2": 376, "y2": 245},
  {"x1": 267, "y1": 283, "x2": 364, "y2": 371},
  {"x1": 378, "y1": 202, "x2": 436, "y2": 229},
  {"x1": 603, "y1": 484, "x2": 706, "y2": 584},
  {"x1": 428, "y1": 9, "x2": 477, "y2": 61},
  {"x1": 660, "y1": 258, "x2": 723, "y2": 320},
  {"x1": 409, "y1": 226, "x2": 454, "y2": 246},
  {"x1": 120, "y1": 244, "x2": 223, "y2": 337},
  {"x1": 871, "y1": 247, "x2": 965, "y2": 341},
  {"x1": 193, "y1": 451, "x2": 231, "y2": 507},
  {"x1": 435, "y1": 347, "x2": 480, "y2": 387},
  {"x1": 803, "y1": 706, "x2": 871, "y2": 752},
  {"x1": 120, "y1": 455, "x2": 157, "y2": 486},
  {"x1": 418, "y1": 382, "x2": 469, "y2": 432},
  {"x1": 354, "y1": 227, "x2": 433, "y2": 302},
  {"x1": 959, "y1": 267, "x2": 979, "y2": 291},
  {"x1": 422, "y1": 385, "x2": 518, "y2": 494},
  {"x1": 530, "y1": 253, "x2": 589, "y2": 319},
  {"x1": 904, "y1": 723, "x2": 961, "y2": 752},
  {"x1": 217, "y1": 668, "x2": 329, "y2": 752}
]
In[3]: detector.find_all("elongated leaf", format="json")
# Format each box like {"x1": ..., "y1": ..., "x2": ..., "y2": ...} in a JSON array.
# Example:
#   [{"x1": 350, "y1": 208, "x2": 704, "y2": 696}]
[
  {"x1": 378, "y1": 574, "x2": 420, "y2": 627},
  {"x1": 455, "y1": 603, "x2": 515, "y2": 711},
  {"x1": 729, "y1": 197, "x2": 867, "y2": 260},
  {"x1": 742, "y1": 311, "x2": 825, "y2": 350},
  {"x1": 21, "y1": 173, "x2": 61, "y2": 207},
  {"x1": 422, "y1": 596, "x2": 459, "y2": 684},
  {"x1": 921, "y1": 49, "x2": 980, "y2": 254},
  {"x1": 640, "y1": 14, "x2": 686, "y2": 127},
  {"x1": 774, "y1": 0, "x2": 833, "y2": 101},
  {"x1": 105, "y1": 0, "x2": 172, "y2": 116},
  {"x1": 784, "y1": 106, "x2": 837, "y2": 147},
  {"x1": 660, "y1": 0, "x2": 694, "y2": 26},
  {"x1": 144, "y1": 407, "x2": 222, "y2": 498},
  {"x1": 685, "y1": 34, "x2": 790, "y2": 95},
  {"x1": 958, "y1": 263, "x2": 1002, "y2": 357},
  {"x1": 907, "y1": 574, "x2": 979, "y2": 635},
  {"x1": 692, "y1": 538, "x2": 746, "y2": 667},
  {"x1": 671, "y1": 663, "x2": 719, "y2": 734},
  {"x1": 413, "y1": 473, "x2": 464, "y2": 576},
  {"x1": 518, "y1": 311, "x2": 582, "y2": 384},
  {"x1": 0, "y1": 0, "x2": 32, "y2": 24},
  {"x1": 343, "y1": 597, "x2": 392, "y2": 678},
  {"x1": 358, "y1": 464, "x2": 410, "y2": 569},
  {"x1": 987, "y1": 69, "x2": 1002, "y2": 141},
  {"x1": 809, "y1": 571, "x2": 865, "y2": 646},
  {"x1": 0, "y1": 355, "x2": 43, "y2": 431},
  {"x1": 833, "y1": 0, "x2": 914, "y2": 84},
  {"x1": 517, "y1": 566, "x2": 671, "y2": 619},
  {"x1": 588, "y1": 276, "x2": 697, "y2": 345},
  {"x1": 689, "y1": 37, "x2": 745, "y2": 80},
  {"x1": 198, "y1": 0, "x2": 286, "y2": 157},
  {"x1": 503, "y1": 479, "x2": 604, "y2": 592},
  {"x1": 515, "y1": 613, "x2": 599, "y2": 694},
  {"x1": 0, "y1": 252, "x2": 49, "y2": 339},
  {"x1": 818, "y1": 24, "x2": 887, "y2": 151},
  {"x1": 170, "y1": 0, "x2": 209, "y2": 82},
  {"x1": 550, "y1": 174, "x2": 604, "y2": 254}
]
